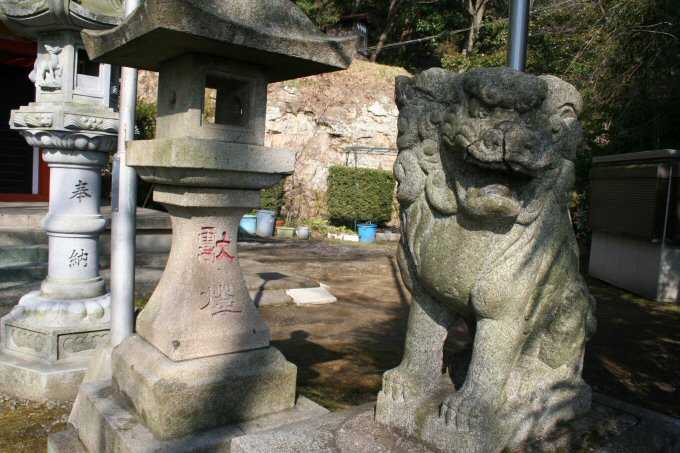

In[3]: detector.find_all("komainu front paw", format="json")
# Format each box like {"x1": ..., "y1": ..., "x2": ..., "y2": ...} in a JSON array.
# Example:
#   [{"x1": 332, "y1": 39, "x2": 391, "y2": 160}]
[
  {"x1": 382, "y1": 365, "x2": 441, "y2": 403},
  {"x1": 439, "y1": 387, "x2": 489, "y2": 431}
]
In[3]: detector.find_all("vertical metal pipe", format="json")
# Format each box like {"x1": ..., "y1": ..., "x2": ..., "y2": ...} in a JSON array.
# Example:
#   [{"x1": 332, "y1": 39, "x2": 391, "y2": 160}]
[
  {"x1": 507, "y1": 0, "x2": 530, "y2": 72},
  {"x1": 110, "y1": 0, "x2": 140, "y2": 347}
]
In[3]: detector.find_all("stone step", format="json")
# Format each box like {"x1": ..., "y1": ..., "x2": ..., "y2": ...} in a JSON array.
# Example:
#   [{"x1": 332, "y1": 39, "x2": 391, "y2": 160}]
[
  {"x1": 0, "y1": 204, "x2": 172, "y2": 253},
  {"x1": 0, "y1": 281, "x2": 41, "y2": 306},
  {"x1": 99, "y1": 252, "x2": 169, "y2": 269},
  {"x1": 0, "y1": 244, "x2": 48, "y2": 266},
  {"x1": 0, "y1": 262, "x2": 47, "y2": 283},
  {"x1": 99, "y1": 232, "x2": 172, "y2": 255},
  {"x1": 0, "y1": 229, "x2": 173, "y2": 254},
  {"x1": 0, "y1": 228, "x2": 48, "y2": 246}
]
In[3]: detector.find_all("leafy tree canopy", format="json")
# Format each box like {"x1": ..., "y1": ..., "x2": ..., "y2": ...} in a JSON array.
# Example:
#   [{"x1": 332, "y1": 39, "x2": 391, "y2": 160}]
[{"x1": 295, "y1": 0, "x2": 680, "y2": 190}]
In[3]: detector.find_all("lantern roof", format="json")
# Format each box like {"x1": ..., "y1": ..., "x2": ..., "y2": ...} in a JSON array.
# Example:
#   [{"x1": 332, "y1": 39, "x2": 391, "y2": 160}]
[{"x1": 82, "y1": 0, "x2": 356, "y2": 82}]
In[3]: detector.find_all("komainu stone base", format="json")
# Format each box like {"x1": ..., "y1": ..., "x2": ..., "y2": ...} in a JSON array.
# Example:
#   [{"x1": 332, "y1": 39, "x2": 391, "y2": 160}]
[
  {"x1": 50, "y1": 380, "x2": 328, "y2": 453},
  {"x1": 231, "y1": 397, "x2": 680, "y2": 453},
  {"x1": 375, "y1": 376, "x2": 591, "y2": 452},
  {"x1": 0, "y1": 353, "x2": 88, "y2": 401}
]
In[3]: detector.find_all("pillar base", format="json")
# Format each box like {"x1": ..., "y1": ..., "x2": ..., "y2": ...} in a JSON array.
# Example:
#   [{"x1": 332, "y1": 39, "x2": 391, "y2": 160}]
[
  {"x1": 55, "y1": 379, "x2": 328, "y2": 453},
  {"x1": 109, "y1": 335, "x2": 297, "y2": 440},
  {"x1": 0, "y1": 290, "x2": 110, "y2": 401},
  {"x1": 41, "y1": 276, "x2": 107, "y2": 301},
  {"x1": 0, "y1": 352, "x2": 89, "y2": 401},
  {"x1": 1, "y1": 291, "x2": 110, "y2": 364}
]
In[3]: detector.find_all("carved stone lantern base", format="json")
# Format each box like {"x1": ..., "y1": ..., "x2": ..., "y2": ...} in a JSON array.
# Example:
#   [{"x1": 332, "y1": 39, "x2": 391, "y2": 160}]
[
  {"x1": 52, "y1": 379, "x2": 329, "y2": 453},
  {"x1": 97, "y1": 336, "x2": 296, "y2": 439}
]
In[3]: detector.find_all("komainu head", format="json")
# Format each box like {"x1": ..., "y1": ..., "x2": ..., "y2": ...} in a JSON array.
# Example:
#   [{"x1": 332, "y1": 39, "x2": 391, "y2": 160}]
[{"x1": 395, "y1": 66, "x2": 582, "y2": 226}]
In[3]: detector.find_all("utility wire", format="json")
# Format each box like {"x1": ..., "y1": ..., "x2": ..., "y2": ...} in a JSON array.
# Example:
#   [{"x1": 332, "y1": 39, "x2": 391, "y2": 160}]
[{"x1": 364, "y1": 0, "x2": 585, "y2": 52}]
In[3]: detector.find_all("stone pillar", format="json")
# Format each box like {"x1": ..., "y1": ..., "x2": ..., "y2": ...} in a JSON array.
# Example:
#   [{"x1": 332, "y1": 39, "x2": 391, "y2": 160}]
[{"x1": 0, "y1": 27, "x2": 119, "y2": 401}]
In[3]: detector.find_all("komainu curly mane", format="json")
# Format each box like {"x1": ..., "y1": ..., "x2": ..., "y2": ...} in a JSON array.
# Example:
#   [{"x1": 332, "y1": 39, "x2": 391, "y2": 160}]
[{"x1": 375, "y1": 67, "x2": 596, "y2": 453}]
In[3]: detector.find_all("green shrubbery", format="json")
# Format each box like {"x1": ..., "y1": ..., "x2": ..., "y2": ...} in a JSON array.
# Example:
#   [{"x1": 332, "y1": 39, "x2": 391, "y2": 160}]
[
  {"x1": 327, "y1": 165, "x2": 395, "y2": 226},
  {"x1": 135, "y1": 100, "x2": 157, "y2": 140},
  {"x1": 260, "y1": 178, "x2": 286, "y2": 213}
]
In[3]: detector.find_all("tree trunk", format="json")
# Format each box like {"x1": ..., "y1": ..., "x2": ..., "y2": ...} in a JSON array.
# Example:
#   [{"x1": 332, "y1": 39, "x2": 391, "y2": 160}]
[
  {"x1": 462, "y1": 0, "x2": 489, "y2": 56},
  {"x1": 370, "y1": 0, "x2": 402, "y2": 62}
]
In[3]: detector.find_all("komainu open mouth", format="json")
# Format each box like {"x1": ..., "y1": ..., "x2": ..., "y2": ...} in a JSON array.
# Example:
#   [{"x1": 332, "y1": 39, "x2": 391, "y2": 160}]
[{"x1": 451, "y1": 149, "x2": 535, "y2": 220}]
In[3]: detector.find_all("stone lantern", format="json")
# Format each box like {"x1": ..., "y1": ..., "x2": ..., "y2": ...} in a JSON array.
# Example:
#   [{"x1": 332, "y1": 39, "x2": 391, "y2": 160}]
[
  {"x1": 50, "y1": 1, "x2": 355, "y2": 450},
  {"x1": 0, "y1": 0, "x2": 122, "y2": 401}
]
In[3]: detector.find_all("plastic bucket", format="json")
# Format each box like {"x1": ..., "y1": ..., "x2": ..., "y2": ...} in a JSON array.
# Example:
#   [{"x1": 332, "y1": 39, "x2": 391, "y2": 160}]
[
  {"x1": 276, "y1": 227, "x2": 295, "y2": 239},
  {"x1": 357, "y1": 223, "x2": 378, "y2": 244},
  {"x1": 239, "y1": 215, "x2": 257, "y2": 235},
  {"x1": 256, "y1": 210, "x2": 276, "y2": 237},
  {"x1": 296, "y1": 226, "x2": 311, "y2": 240}
]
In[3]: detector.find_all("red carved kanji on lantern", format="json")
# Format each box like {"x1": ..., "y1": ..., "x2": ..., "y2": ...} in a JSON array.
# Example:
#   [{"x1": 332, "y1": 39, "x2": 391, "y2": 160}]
[
  {"x1": 197, "y1": 227, "x2": 235, "y2": 264},
  {"x1": 214, "y1": 232, "x2": 235, "y2": 263}
]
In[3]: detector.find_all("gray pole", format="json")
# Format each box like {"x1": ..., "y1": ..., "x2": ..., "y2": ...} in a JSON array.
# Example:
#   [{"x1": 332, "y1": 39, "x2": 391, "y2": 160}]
[
  {"x1": 110, "y1": 0, "x2": 140, "y2": 347},
  {"x1": 507, "y1": 0, "x2": 530, "y2": 71}
]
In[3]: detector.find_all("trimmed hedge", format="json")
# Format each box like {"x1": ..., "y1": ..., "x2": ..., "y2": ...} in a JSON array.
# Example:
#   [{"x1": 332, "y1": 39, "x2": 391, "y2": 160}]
[
  {"x1": 327, "y1": 165, "x2": 395, "y2": 225},
  {"x1": 260, "y1": 178, "x2": 286, "y2": 213}
]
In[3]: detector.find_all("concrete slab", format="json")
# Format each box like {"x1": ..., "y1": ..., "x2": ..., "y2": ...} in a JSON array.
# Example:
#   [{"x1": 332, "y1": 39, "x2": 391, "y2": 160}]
[
  {"x1": 231, "y1": 397, "x2": 680, "y2": 453},
  {"x1": 56, "y1": 379, "x2": 329, "y2": 453},
  {"x1": 287, "y1": 286, "x2": 337, "y2": 305}
]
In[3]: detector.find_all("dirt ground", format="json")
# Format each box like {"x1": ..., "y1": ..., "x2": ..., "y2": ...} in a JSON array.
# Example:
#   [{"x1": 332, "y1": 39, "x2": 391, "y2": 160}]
[
  {"x1": 1, "y1": 239, "x2": 678, "y2": 452},
  {"x1": 242, "y1": 240, "x2": 680, "y2": 418}
]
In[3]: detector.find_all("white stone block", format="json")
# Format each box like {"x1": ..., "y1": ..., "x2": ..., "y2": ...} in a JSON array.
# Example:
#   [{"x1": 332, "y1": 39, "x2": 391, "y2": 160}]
[{"x1": 286, "y1": 287, "x2": 337, "y2": 305}]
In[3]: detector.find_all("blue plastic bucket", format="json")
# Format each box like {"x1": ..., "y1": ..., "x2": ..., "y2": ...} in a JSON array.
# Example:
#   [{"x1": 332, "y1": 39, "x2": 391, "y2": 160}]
[
  {"x1": 256, "y1": 210, "x2": 277, "y2": 237},
  {"x1": 239, "y1": 214, "x2": 257, "y2": 235},
  {"x1": 357, "y1": 223, "x2": 378, "y2": 244}
]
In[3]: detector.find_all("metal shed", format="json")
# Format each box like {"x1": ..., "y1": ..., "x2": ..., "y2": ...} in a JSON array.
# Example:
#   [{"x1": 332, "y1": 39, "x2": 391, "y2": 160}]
[{"x1": 589, "y1": 149, "x2": 680, "y2": 302}]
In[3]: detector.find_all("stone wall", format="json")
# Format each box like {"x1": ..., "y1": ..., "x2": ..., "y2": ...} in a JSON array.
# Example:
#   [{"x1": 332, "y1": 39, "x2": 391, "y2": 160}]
[{"x1": 138, "y1": 60, "x2": 408, "y2": 221}]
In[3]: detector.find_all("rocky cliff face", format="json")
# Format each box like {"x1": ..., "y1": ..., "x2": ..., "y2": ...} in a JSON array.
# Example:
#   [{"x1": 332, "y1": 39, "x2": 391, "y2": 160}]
[{"x1": 137, "y1": 60, "x2": 408, "y2": 220}]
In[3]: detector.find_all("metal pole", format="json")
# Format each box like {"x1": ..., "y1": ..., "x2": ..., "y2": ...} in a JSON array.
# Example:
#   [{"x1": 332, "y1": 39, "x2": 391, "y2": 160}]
[
  {"x1": 110, "y1": 0, "x2": 140, "y2": 347},
  {"x1": 354, "y1": 147, "x2": 359, "y2": 232},
  {"x1": 507, "y1": 0, "x2": 530, "y2": 72}
]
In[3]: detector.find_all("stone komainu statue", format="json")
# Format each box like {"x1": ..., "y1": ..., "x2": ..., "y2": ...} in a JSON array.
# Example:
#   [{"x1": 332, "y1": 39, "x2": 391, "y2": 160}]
[{"x1": 375, "y1": 67, "x2": 597, "y2": 453}]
